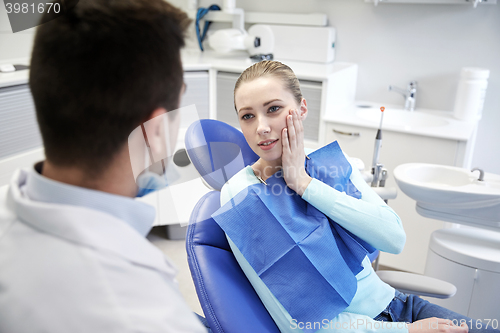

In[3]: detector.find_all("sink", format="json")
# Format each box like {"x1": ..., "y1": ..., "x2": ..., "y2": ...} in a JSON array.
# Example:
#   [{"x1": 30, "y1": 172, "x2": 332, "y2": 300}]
[
  {"x1": 394, "y1": 163, "x2": 500, "y2": 230},
  {"x1": 355, "y1": 107, "x2": 449, "y2": 128}
]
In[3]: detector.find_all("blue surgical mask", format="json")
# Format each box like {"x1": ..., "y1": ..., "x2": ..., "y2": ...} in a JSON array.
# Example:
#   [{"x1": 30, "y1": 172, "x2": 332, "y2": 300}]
[
  {"x1": 135, "y1": 171, "x2": 167, "y2": 198},
  {"x1": 128, "y1": 105, "x2": 199, "y2": 198},
  {"x1": 135, "y1": 160, "x2": 182, "y2": 197}
]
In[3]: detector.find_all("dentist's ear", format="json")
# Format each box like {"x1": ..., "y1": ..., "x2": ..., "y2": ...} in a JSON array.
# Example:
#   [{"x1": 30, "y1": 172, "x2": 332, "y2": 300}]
[
  {"x1": 145, "y1": 107, "x2": 167, "y2": 145},
  {"x1": 299, "y1": 98, "x2": 308, "y2": 121},
  {"x1": 143, "y1": 83, "x2": 184, "y2": 161},
  {"x1": 143, "y1": 108, "x2": 171, "y2": 163},
  {"x1": 147, "y1": 108, "x2": 168, "y2": 122}
]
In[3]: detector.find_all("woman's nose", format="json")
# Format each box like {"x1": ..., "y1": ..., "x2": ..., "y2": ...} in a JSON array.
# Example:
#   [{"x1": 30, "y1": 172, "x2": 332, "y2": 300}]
[{"x1": 256, "y1": 118, "x2": 270, "y2": 135}]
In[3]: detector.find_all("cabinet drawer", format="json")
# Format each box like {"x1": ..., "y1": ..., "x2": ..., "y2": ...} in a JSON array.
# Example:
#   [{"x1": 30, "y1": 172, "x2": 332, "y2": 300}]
[{"x1": 325, "y1": 122, "x2": 376, "y2": 164}]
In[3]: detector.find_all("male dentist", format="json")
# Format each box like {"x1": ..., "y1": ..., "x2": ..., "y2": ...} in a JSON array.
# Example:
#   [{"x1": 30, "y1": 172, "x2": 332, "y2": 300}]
[{"x1": 0, "y1": 0, "x2": 207, "y2": 332}]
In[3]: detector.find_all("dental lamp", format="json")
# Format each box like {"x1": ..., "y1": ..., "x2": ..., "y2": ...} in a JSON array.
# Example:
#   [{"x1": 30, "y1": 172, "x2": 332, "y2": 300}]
[
  {"x1": 198, "y1": 2, "x2": 274, "y2": 59},
  {"x1": 208, "y1": 24, "x2": 274, "y2": 59}
]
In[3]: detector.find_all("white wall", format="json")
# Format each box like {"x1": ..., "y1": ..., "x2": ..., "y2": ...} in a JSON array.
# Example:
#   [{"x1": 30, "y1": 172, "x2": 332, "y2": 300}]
[
  {"x1": 197, "y1": 0, "x2": 500, "y2": 174},
  {"x1": 0, "y1": 5, "x2": 35, "y2": 60}
]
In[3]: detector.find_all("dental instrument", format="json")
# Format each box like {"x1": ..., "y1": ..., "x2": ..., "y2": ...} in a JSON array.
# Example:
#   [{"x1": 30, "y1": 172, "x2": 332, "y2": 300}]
[{"x1": 371, "y1": 106, "x2": 388, "y2": 188}]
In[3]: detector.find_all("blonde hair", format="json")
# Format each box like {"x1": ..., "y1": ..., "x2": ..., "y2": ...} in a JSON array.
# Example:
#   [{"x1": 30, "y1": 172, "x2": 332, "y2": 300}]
[{"x1": 234, "y1": 60, "x2": 302, "y2": 111}]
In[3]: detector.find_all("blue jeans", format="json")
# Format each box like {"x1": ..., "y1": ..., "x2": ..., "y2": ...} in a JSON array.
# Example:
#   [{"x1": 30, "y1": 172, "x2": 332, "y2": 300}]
[{"x1": 374, "y1": 290, "x2": 499, "y2": 333}]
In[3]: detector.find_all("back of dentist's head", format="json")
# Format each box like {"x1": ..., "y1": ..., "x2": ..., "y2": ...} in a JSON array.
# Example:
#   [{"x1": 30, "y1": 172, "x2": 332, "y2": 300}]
[
  {"x1": 29, "y1": 0, "x2": 190, "y2": 175},
  {"x1": 233, "y1": 60, "x2": 303, "y2": 111}
]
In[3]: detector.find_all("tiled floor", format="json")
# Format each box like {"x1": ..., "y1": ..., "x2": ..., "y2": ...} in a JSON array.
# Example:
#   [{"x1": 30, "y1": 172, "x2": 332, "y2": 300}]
[{"x1": 146, "y1": 226, "x2": 203, "y2": 315}]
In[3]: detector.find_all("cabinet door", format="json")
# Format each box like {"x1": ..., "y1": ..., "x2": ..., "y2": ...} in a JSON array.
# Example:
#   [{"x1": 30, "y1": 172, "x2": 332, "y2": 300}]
[
  {"x1": 300, "y1": 80, "x2": 322, "y2": 142},
  {"x1": 216, "y1": 72, "x2": 240, "y2": 128},
  {"x1": 325, "y1": 122, "x2": 458, "y2": 273},
  {"x1": 181, "y1": 71, "x2": 210, "y2": 128},
  {"x1": 468, "y1": 269, "x2": 500, "y2": 320},
  {"x1": 423, "y1": 248, "x2": 476, "y2": 316},
  {"x1": 0, "y1": 84, "x2": 42, "y2": 160},
  {"x1": 426, "y1": 249, "x2": 500, "y2": 321}
]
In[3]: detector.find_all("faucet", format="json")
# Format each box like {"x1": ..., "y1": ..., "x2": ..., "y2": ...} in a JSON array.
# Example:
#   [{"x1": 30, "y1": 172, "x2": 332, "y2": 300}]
[
  {"x1": 471, "y1": 167, "x2": 484, "y2": 181},
  {"x1": 388, "y1": 81, "x2": 417, "y2": 111}
]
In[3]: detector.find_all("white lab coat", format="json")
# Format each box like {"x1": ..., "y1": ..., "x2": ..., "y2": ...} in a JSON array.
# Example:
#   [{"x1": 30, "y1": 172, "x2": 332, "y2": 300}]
[{"x1": 0, "y1": 169, "x2": 206, "y2": 333}]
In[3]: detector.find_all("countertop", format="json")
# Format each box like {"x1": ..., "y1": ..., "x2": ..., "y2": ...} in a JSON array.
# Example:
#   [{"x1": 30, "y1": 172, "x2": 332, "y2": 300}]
[
  {"x1": 0, "y1": 57, "x2": 30, "y2": 88},
  {"x1": 0, "y1": 49, "x2": 355, "y2": 89},
  {"x1": 323, "y1": 101, "x2": 477, "y2": 142}
]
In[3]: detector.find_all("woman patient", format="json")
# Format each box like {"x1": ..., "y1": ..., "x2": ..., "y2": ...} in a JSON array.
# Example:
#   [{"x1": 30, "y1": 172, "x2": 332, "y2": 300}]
[{"x1": 213, "y1": 61, "x2": 494, "y2": 333}]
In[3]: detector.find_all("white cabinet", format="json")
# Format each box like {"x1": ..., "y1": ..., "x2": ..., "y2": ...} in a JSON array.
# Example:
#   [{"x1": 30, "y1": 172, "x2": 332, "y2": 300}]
[
  {"x1": 0, "y1": 84, "x2": 44, "y2": 187},
  {"x1": 216, "y1": 72, "x2": 239, "y2": 129},
  {"x1": 299, "y1": 80, "x2": 323, "y2": 142},
  {"x1": 425, "y1": 229, "x2": 500, "y2": 320},
  {"x1": 365, "y1": 0, "x2": 497, "y2": 5},
  {"x1": 0, "y1": 84, "x2": 42, "y2": 160},
  {"x1": 180, "y1": 71, "x2": 210, "y2": 124},
  {"x1": 324, "y1": 122, "x2": 465, "y2": 273}
]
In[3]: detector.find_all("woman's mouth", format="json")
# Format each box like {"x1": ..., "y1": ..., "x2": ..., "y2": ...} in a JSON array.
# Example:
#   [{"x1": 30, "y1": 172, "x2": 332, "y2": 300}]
[{"x1": 258, "y1": 139, "x2": 279, "y2": 150}]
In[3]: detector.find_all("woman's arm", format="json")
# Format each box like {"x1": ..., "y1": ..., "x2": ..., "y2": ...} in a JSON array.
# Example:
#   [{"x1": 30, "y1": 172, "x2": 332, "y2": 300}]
[
  {"x1": 280, "y1": 108, "x2": 404, "y2": 253},
  {"x1": 301, "y1": 164, "x2": 406, "y2": 254}
]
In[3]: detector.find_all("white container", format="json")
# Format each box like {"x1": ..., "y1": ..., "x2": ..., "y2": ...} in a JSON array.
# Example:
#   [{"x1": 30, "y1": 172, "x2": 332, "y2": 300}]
[
  {"x1": 453, "y1": 67, "x2": 489, "y2": 121},
  {"x1": 223, "y1": 0, "x2": 235, "y2": 12},
  {"x1": 267, "y1": 25, "x2": 336, "y2": 63}
]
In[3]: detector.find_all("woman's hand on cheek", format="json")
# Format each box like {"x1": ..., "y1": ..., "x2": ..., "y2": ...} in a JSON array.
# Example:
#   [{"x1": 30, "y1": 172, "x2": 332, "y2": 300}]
[{"x1": 281, "y1": 109, "x2": 312, "y2": 196}]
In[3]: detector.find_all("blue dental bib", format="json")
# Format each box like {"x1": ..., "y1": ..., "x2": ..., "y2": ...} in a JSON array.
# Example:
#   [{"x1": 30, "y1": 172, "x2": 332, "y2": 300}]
[{"x1": 212, "y1": 141, "x2": 376, "y2": 329}]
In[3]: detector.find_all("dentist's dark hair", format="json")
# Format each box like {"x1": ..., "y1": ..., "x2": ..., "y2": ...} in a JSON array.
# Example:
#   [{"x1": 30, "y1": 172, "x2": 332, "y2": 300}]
[
  {"x1": 29, "y1": 0, "x2": 190, "y2": 174},
  {"x1": 233, "y1": 60, "x2": 303, "y2": 112}
]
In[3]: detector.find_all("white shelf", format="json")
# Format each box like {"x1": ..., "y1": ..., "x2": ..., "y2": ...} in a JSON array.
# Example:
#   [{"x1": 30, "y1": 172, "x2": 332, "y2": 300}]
[
  {"x1": 365, "y1": 0, "x2": 496, "y2": 5},
  {"x1": 203, "y1": 11, "x2": 328, "y2": 27}
]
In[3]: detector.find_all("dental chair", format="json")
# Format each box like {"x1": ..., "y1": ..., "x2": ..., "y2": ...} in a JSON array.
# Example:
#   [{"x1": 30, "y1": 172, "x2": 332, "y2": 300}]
[
  {"x1": 185, "y1": 119, "x2": 456, "y2": 333},
  {"x1": 185, "y1": 119, "x2": 279, "y2": 332}
]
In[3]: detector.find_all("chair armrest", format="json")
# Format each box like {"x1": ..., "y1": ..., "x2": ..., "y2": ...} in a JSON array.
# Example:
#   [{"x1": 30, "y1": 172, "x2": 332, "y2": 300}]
[
  {"x1": 371, "y1": 187, "x2": 398, "y2": 200},
  {"x1": 376, "y1": 270, "x2": 457, "y2": 299}
]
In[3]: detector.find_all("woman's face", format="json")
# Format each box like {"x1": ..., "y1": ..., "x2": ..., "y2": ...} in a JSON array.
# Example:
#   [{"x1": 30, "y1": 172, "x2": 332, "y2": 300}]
[{"x1": 235, "y1": 76, "x2": 306, "y2": 165}]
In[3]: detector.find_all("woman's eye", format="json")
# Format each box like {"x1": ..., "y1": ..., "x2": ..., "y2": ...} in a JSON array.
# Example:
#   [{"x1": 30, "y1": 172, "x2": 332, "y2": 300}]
[
  {"x1": 241, "y1": 114, "x2": 253, "y2": 120},
  {"x1": 269, "y1": 106, "x2": 281, "y2": 113}
]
